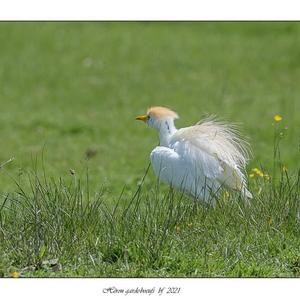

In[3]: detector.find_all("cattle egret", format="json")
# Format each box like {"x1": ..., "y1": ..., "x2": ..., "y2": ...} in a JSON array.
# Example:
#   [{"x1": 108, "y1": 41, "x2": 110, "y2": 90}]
[{"x1": 136, "y1": 106, "x2": 252, "y2": 203}]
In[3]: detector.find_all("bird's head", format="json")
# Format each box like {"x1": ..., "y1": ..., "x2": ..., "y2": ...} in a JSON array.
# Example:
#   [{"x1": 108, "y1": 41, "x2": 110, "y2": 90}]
[
  {"x1": 136, "y1": 106, "x2": 179, "y2": 130},
  {"x1": 136, "y1": 106, "x2": 179, "y2": 146}
]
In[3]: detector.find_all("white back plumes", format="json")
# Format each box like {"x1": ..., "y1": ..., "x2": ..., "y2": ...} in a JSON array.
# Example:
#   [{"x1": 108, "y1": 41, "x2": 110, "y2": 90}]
[
  {"x1": 195, "y1": 116, "x2": 252, "y2": 170},
  {"x1": 169, "y1": 116, "x2": 252, "y2": 196}
]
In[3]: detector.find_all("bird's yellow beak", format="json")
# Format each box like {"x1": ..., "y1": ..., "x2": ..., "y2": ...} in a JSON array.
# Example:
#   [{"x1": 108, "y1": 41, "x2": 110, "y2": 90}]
[{"x1": 135, "y1": 115, "x2": 148, "y2": 122}]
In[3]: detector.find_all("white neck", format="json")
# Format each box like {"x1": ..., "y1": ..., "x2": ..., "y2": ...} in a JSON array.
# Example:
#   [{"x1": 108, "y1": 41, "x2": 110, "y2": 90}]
[{"x1": 158, "y1": 118, "x2": 177, "y2": 147}]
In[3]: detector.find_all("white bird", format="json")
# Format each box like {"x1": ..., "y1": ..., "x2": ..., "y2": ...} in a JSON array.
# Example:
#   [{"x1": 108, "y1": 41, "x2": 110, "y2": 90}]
[{"x1": 136, "y1": 106, "x2": 252, "y2": 204}]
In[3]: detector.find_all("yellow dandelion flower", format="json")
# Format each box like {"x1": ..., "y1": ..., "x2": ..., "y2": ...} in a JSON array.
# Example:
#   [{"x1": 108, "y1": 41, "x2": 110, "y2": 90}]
[
  {"x1": 274, "y1": 114, "x2": 282, "y2": 122},
  {"x1": 10, "y1": 271, "x2": 21, "y2": 278},
  {"x1": 252, "y1": 168, "x2": 264, "y2": 177},
  {"x1": 257, "y1": 170, "x2": 264, "y2": 177},
  {"x1": 223, "y1": 190, "x2": 230, "y2": 199}
]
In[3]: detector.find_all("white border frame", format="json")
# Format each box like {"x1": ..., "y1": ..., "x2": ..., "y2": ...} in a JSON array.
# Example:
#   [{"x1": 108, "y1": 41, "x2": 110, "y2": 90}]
[
  {"x1": 0, "y1": 278, "x2": 299, "y2": 298},
  {"x1": 0, "y1": 0, "x2": 299, "y2": 20}
]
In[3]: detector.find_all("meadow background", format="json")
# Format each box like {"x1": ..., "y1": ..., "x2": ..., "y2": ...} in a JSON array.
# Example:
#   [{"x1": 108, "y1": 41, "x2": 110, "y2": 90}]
[{"x1": 0, "y1": 22, "x2": 299, "y2": 277}]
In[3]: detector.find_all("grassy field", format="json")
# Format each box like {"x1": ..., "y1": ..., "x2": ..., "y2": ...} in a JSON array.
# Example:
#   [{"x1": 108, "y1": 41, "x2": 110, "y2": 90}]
[{"x1": 0, "y1": 22, "x2": 299, "y2": 277}]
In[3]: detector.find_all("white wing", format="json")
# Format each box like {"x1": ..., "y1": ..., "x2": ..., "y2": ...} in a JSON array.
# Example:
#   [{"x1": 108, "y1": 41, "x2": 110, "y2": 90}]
[{"x1": 150, "y1": 146, "x2": 222, "y2": 202}]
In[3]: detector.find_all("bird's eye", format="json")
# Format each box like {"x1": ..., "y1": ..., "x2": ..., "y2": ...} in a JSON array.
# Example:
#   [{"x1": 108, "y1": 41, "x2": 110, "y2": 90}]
[{"x1": 147, "y1": 115, "x2": 150, "y2": 120}]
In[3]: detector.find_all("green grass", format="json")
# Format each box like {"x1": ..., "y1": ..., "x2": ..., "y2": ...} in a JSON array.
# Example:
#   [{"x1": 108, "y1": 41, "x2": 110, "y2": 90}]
[
  {"x1": 0, "y1": 162, "x2": 299, "y2": 277},
  {"x1": 0, "y1": 22, "x2": 300, "y2": 277}
]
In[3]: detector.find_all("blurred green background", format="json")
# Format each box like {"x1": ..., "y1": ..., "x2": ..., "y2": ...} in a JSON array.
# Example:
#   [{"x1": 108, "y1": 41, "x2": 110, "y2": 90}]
[{"x1": 0, "y1": 22, "x2": 299, "y2": 193}]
